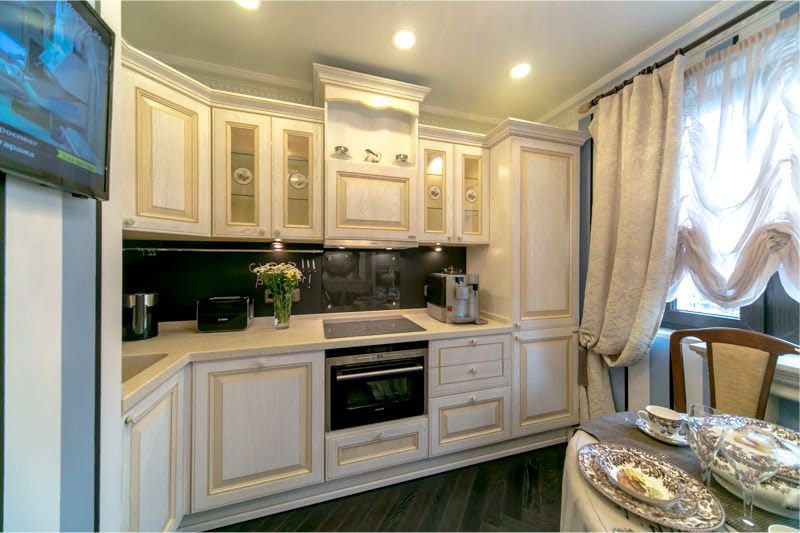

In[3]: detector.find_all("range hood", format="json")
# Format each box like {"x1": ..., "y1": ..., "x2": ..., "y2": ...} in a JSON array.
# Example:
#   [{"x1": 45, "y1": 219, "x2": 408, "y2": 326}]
[{"x1": 323, "y1": 239, "x2": 419, "y2": 250}]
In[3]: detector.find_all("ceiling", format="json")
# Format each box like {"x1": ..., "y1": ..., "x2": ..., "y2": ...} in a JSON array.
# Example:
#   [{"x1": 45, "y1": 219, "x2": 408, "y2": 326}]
[{"x1": 121, "y1": 1, "x2": 718, "y2": 125}]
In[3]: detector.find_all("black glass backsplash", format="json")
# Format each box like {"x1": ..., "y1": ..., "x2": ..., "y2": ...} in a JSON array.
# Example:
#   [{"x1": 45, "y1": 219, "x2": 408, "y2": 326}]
[{"x1": 123, "y1": 241, "x2": 466, "y2": 322}]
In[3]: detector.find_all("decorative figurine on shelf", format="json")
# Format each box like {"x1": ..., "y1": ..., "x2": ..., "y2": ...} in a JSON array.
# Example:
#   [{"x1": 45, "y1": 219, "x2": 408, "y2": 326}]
[
  {"x1": 364, "y1": 148, "x2": 381, "y2": 163},
  {"x1": 250, "y1": 262, "x2": 303, "y2": 329}
]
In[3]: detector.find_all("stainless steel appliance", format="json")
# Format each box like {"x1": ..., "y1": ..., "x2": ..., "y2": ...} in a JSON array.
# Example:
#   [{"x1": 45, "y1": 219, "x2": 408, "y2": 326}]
[
  {"x1": 424, "y1": 273, "x2": 482, "y2": 324},
  {"x1": 322, "y1": 315, "x2": 425, "y2": 339},
  {"x1": 196, "y1": 296, "x2": 253, "y2": 332},
  {"x1": 123, "y1": 293, "x2": 158, "y2": 341},
  {"x1": 326, "y1": 341, "x2": 427, "y2": 431}
]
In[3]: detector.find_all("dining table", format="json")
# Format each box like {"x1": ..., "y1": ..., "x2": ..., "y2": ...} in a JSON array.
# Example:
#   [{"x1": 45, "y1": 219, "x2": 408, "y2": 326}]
[{"x1": 560, "y1": 411, "x2": 800, "y2": 532}]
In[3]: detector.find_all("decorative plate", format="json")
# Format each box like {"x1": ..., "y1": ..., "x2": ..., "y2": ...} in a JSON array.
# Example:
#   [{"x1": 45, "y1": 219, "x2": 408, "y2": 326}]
[
  {"x1": 636, "y1": 418, "x2": 689, "y2": 446},
  {"x1": 428, "y1": 185, "x2": 441, "y2": 200},
  {"x1": 233, "y1": 167, "x2": 254, "y2": 185},
  {"x1": 597, "y1": 449, "x2": 686, "y2": 507},
  {"x1": 716, "y1": 417, "x2": 800, "y2": 482},
  {"x1": 288, "y1": 170, "x2": 308, "y2": 189},
  {"x1": 578, "y1": 442, "x2": 725, "y2": 531},
  {"x1": 465, "y1": 187, "x2": 478, "y2": 203}
]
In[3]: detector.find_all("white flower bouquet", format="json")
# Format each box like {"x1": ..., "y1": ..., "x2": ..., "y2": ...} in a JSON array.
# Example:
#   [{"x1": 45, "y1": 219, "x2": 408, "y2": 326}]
[{"x1": 250, "y1": 262, "x2": 303, "y2": 328}]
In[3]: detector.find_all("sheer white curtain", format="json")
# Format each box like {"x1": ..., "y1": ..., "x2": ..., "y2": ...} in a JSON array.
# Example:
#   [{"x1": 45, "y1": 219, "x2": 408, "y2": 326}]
[
  {"x1": 579, "y1": 56, "x2": 685, "y2": 420},
  {"x1": 670, "y1": 15, "x2": 800, "y2": 306}
]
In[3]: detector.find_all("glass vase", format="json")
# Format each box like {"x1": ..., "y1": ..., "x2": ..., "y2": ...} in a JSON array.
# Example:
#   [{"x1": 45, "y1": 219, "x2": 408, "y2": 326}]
[{"x1": 272, "y1": 291, "x2": 292, "y2": 329}]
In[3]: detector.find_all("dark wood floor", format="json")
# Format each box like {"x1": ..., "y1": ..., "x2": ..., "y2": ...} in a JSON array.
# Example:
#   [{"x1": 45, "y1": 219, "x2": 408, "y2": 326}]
[{"x1": 214, "y1": 443, "x2": 567, "y2": 532}]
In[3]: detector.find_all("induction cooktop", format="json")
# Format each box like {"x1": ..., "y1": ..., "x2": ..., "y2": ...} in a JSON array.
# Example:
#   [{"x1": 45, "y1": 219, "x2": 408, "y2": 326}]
[{"x1": 322, "y1": 316, "x2": 426, "y2": 339}]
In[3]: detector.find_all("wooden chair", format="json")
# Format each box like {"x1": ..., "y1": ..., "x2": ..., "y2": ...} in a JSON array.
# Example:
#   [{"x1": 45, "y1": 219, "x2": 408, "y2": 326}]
[{"x1": 670, "y1": 327, "x2": 799, "y2": 419}]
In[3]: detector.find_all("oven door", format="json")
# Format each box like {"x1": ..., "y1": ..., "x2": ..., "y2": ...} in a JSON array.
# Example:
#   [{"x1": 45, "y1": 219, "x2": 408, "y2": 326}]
[{"x1": 328, "y1": 355, "x2": 425, "y2": 431}]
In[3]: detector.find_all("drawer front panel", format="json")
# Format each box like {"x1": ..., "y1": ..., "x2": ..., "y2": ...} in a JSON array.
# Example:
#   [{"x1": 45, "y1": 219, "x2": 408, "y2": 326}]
[
  {"x1": 429, "y1": 359, "x2": 510, "y2": 396},
  {"x1": 430, "y1": 334, "x2": 511, "y2": 368},
  {"x1": 429, "y1": 387, "x2": 511, "y2": 456},
  {"x1": 325, "y1": 417, "x2": 428, "y2": 480}
]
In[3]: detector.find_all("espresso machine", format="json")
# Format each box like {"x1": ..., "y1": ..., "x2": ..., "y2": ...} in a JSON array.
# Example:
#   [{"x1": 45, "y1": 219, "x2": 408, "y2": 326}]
[{"x1": 424, "y1": 273, "x2": 484, "y2": 324}]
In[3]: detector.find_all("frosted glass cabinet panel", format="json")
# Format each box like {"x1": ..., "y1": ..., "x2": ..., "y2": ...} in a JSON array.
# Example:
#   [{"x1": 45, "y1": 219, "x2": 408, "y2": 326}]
[
  {"x1": 272, "y1": 118, "x2": 324, "y2": 241},
  {"x1": 419, "y1": 139, "x2": 454, "y2": 242},
  {"x1": 212, "y1": 109, "x2": 271, "y2": 237},
  {"x1": 455, "y1": 145, "x2": 489, "y2": 244}
]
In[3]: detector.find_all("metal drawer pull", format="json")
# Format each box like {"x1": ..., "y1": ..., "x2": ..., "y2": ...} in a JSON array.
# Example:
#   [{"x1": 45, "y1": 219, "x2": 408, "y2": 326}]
[
  {"x1": 336, "y1": 365, "x2": 424, "y2": 381},
  {"x1": 124, "y1": 414, "x2": 140, "y2": 426},
  {"x1": 469, "y1": 367, "x2": 477, "y2": 374}
]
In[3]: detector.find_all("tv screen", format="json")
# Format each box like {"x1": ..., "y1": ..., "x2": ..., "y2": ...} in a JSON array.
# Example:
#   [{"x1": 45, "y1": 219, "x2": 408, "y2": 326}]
[{"x1": 0, "y1": 0, "x2": 114, "y2": 200}]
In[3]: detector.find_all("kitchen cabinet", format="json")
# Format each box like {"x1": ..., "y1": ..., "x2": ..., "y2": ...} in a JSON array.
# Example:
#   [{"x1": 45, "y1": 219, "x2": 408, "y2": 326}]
[
  {"x1": 211, "y1": 109, "x2": 272, "y2": 237},
  {"x1": 325, "y1": 416, "x2": 429, "y2": 480},
  {"x1": 418, "y1": 139, "x2": 489, "y2": 245},
  {"x1": 121, "y1": 66, "x2": 211, "y2": 236},
  {"x1": 512, "y1": 327, "x2": 579, "y2": 436},
  {"x1": 428, "y1": 334, "x2": 511, "y2": 396},
  {"x1": 429, "y1": 387, "x2": 511, "y2": 456},
  {"x1": 272, "y1": 117, "x2": 324, "y2": 241},
  {"x1": 122, "y1": 369, "x2": 187, "y2": 532},
  {"x1": 192, "y1": 352, "x2": 324, "y2": 512}
]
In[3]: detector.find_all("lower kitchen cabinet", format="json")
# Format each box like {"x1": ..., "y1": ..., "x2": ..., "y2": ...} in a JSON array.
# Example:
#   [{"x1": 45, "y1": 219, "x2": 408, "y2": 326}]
[
  {"x1": 512, "y1": 327, "x2": 579, "y2": 437},
  {"x1": 192, "y1": 352, "x2": 324, "y2": 512},
  {"x1": 325, "y1": 416, "x2": 429, "y2": 480},
  {"x1": 123, "y1": 370, "x2": 186, "y2": 532},
  {"x1": 429, "y1": 386, "x2": 511, "y2": 456}
]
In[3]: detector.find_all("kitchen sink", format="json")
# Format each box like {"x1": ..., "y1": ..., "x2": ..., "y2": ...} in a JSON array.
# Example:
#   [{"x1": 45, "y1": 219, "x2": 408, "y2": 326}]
[
  {"x1": 322, "y1": 315, "x2": 425, "y2": 339},
  {"x1": 122, "y1": 353, "x2": 168, "y2": 382}
]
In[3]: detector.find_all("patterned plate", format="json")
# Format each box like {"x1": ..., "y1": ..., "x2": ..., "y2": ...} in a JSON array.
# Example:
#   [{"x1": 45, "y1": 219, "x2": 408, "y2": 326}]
[
  {"x1": 578, "y1": 442, "x2": 725, "y2": 531},
  {"x1": 597, "y1": 448, "x2": 686, "y2": 506}
]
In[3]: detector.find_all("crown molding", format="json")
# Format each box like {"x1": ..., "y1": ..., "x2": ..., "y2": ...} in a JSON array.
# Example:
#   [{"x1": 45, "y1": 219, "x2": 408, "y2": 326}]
[
  {"x1": 485, "y1": 118, "x2": 587, "y2": 148},
  {"x1": 121, "y1": 40, "x2": 323, "y2": 123},
  {"x1": 535, "y1": 1, "x2": 753, "y2": 124},
  {"x1": 418, "y1": 124, "x2": 486, "y2": 147},
  {"x1": 420, "y1": 104, "x2": 501, "y2": 130},
  {"x1": 313, "y1": 63, "x2": 431, "y2": 106}
]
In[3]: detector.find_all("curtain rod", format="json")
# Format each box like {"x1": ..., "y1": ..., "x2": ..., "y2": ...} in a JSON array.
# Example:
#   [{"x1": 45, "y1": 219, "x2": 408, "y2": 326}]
[{"x1": 577, "y1": 0, "x2": 775, "y2": 114}]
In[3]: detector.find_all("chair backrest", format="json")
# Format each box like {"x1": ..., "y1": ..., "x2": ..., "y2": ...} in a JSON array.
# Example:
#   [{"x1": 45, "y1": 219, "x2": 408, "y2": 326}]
[{"x1": 669, "y1": 327, "x2": 799, "y2": 419}]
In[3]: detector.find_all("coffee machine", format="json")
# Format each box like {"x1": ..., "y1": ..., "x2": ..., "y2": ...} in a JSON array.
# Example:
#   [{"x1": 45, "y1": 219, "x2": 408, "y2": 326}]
[{"x1": 424, "y1": 273, "x2": 484, "y2": 324}]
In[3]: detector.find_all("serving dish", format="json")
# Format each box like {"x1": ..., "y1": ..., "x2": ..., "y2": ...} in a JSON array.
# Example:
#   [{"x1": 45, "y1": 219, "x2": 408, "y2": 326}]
[
  {"x1": 578, "y1": 442, "x2": 725, "y2": 531},
  {"x1": 597, "y1": 448, "x2": 686, "y2": 506}
]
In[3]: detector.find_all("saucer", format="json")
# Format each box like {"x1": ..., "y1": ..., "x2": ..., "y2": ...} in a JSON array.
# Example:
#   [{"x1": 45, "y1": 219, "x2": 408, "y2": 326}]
[{"x1": 636, "y1": 418, "x2": 689, "y2": 446}]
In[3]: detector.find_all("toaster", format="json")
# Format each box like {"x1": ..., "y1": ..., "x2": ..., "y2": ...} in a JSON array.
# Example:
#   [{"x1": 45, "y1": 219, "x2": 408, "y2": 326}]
[{"x1": 196, "y1": 296, "x2": 254, "y2": 332}]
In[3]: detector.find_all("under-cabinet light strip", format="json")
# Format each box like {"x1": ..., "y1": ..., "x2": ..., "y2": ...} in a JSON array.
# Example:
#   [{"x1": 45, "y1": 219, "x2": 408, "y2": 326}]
[{"x1": 123, "y1": 247, "x2": 324, "y2": 254}]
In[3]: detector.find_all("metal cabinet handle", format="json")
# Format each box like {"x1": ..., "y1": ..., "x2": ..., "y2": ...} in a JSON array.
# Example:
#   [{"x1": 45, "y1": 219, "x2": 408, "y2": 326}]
[
  {"x1": 123, "y1": 218, "x2": 135, "y2": 226},
  {"x1": 469, "y1": 367, "x2": 477, "y2": 374},
  {"x1": 336, "y1": 365, "x2": 423, "y2": 382},
  {"x1": 258, "y1": 229, "x2": 266, "y2": 236},
  {"x1": 469, "y1": 395, "x2": 476, "y2": 402},
  {"x1": 274, "y1": 229, "x2": 281, "y2": 237},
  {"x1": 470, "y1": 338, "x2": 477, "y2": 345},
  {"x1": 124, "y1": 414, "x2": 140, "y2": 426}
]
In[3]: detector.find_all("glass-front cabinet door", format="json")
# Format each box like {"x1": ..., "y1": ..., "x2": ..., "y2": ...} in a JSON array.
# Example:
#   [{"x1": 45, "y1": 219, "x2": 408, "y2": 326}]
[
  {"x1": 419, "y1": 139, "x2": 454, "y2": 243},
  {"x1": 272, "y1": 117, "x2": 323, "y2": 241},
  {"x1": 211, "y1": 109, "x2": 271, "y2": 237},
  {"x1": 455, "y1": 144, "x2": 489, "y2": 244}
]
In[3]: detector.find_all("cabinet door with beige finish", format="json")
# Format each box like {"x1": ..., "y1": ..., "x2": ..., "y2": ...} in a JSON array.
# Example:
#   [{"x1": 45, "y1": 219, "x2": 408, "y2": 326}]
[
  {"x1": 429, "y1": 334, "x2": 511, "y2": 396},
  {"x1": 517, "y1": 141, "x2": 579, "y2": 329},
  {"x1": 272, "y1": 117, "x2": 324, "y2": 241},
  {"x1": 454, "y1": 145, "x2": 489, "y2": 244},
  {"x1": 123, "y1": 370, "x2": 185, "y2": 532},
  {"x1": 211, "y1": 108, "x2": 271, "y2": 237},
  {"x1": 512, "y1": 327, "x2": 579, "y2": 437},
  {"x1": 418, "y1": 139, "x2": 454, "y2": 244},
  {"x1": 429, "y1": 386, "x2": 511, "y2": 456},
  {"x1": 325, "y1": 416, "x2": 428, "y2": 480},
  {"x1": 192, "y1": 352, "x2": 324, "y2": 512},
  {"x1": 121, "y1": 67, "x2": 211, "y2": 235}
]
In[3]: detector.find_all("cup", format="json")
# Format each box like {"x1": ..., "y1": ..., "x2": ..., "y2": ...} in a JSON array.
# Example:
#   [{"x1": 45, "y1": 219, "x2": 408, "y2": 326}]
[{"x1": 637, "y1": 405, "x2": 684, "y2": 438}]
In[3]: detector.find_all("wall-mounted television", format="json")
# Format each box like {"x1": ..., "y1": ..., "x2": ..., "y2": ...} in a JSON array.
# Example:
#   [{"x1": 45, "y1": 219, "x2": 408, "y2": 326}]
[{"x1": 0, "y1": 0, "x2": 114, "y2": 200}]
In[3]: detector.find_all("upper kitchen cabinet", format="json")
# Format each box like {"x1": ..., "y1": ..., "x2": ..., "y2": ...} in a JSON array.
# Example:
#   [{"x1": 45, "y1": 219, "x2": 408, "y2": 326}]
[
  {"x1": 211, "y1": 109, "x2": 271, "y2": 238},
  {"x1": 120, "y1": 65, "x2": 211, "y2": 236},
  {"x1": 417, "y1": 128, "x2": 489, "y2": 245},
  {"x1": 468, "y1": 119, "x2": 586, "y2": 330},
  {"x1": 272, "y1": 118, "x2": 324, "y2": 241},
  {"x1": 315, "y1": 64, "x2": 431, "y2": 246}
]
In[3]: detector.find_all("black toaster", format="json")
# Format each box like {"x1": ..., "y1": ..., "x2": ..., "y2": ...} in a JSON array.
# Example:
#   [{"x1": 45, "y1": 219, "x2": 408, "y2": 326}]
[{"x1": 196, "y1": 296, "x2": 254, "y2": 332}]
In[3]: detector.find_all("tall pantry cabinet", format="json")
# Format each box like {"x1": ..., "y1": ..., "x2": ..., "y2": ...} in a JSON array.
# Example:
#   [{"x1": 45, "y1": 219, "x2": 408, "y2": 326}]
[{"x1": 467, "y1": 118, "x2": 587, "y2": 436}]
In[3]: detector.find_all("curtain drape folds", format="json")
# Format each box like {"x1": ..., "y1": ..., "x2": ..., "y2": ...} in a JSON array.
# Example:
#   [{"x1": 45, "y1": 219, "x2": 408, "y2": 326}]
[
  {"x1": 579, "y1": 56, "x2": 685, "y2": 421},
  {"x1": 669, "y1": 15, "x2": 800, "y2": 306}
]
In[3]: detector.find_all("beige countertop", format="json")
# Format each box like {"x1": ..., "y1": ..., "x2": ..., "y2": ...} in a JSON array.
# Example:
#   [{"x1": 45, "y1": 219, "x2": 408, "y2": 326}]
[{"x1": 122, "y1": 309, "x2": 512, "y2": 412}]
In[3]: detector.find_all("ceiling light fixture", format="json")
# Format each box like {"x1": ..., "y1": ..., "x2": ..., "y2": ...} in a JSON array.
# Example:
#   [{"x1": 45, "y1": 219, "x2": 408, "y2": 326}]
[
  {"x1": 393, "y1": 30, "x2": 416, "y2": 50},
  {"x1": 510, "y1": 63, "x2": 531, "y2": 79},
  {"x1": 235, "y1": 0, "x2": 260, "y2": 10}
]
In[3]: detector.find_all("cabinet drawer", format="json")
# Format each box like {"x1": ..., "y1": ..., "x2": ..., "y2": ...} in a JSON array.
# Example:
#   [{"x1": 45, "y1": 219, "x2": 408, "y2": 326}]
[
  {"x1": 430, "y1": 334, "x2": 511, "y2": 368},
  {"x1": 429, "y1": 359, "x2": 510, "y2": 396},
  {"x1": 325, "y1": 417, "x2": 428, "y2": 480},
  {"x1": 429, "y1": 387, "x2": 511, "y2": 456}
]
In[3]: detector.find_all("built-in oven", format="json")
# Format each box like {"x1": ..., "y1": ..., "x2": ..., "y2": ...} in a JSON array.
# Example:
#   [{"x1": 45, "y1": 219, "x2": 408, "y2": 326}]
[{"x1": 326, "y1": 341, "x2": 427, "y2": 431}]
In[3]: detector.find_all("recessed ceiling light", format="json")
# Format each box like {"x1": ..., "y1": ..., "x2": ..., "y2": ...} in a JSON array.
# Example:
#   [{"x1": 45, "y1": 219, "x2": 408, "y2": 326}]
[
  {"x1": 393, "y1": 30, "x2": 416, "y2": 50},
  {"x1": 235, "y1": 0, "x2": 260, "y2": 10},
  {"x1": 510, "y1": 63, "x2": 531, "y2": 79}
]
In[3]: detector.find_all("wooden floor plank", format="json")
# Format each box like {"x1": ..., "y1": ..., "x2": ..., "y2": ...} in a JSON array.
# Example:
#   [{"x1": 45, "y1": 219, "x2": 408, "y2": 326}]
[{"x1": 212, "y1": 444, "x2": 567, "y2": 532}]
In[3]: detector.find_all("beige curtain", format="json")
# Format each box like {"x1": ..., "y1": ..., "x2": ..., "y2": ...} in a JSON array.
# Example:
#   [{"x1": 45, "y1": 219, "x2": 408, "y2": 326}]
[{"x1": 579, "y1": 55, "x2": 685, "y2": 420}]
